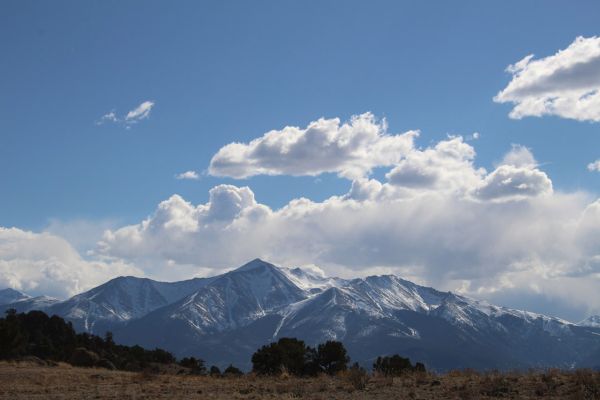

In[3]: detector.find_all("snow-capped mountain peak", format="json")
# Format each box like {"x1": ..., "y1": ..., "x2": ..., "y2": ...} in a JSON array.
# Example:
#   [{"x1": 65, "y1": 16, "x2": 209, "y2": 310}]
[
  {"x1": 233, "y1": 258, "x2": 272, "y2": 272},
  {"x1": 40, "y1": 275, "x2": 213, "y2": 333},
  {"x1": 155, "y1": 259, "x2": 307, "y2": 334},
  {"x1": 281, "y1": 266, "x2": 346, "y2": 293}
]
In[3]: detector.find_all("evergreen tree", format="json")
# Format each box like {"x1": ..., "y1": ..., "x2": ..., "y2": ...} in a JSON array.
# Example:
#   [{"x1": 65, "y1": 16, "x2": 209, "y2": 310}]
[
  {"x1": 316, "y1": 340, "x2": 349, "y2": 375},
  {"x1": 251, "y1": 337, "x2": 309, "y2": 375}
]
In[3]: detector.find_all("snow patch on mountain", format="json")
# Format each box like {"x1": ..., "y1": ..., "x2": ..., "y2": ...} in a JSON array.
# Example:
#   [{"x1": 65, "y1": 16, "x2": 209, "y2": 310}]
[
  {"x1": 578, "y1": 315, "x2": 600, "y2": 328},
  {"x1": 281, "y1": 266, "x2": 346, "y2": 293},
  {"x1": 0, "y1": 295, "x2": 59, "y2": 314}
]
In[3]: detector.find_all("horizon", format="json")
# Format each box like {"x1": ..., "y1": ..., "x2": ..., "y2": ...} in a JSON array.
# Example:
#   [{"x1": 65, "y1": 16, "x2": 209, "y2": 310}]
[{"x1": 2, "y1": 1, "x2": 600, "y2": 323}]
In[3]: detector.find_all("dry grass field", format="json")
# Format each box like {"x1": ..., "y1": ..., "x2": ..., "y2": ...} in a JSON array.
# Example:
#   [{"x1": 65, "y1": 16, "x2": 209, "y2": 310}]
[{"x1": 1, "y1": 361, "x2": 599, "y2": 399}]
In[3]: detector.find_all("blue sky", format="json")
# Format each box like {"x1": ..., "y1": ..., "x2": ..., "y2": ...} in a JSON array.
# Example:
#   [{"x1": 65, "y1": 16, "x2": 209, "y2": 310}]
[
  {"x1": 2, "y1": 0, "x2": 599, "y2": 228},
  {"x1": 2, "y1": 1, "x2": 600, "y2": 321}
]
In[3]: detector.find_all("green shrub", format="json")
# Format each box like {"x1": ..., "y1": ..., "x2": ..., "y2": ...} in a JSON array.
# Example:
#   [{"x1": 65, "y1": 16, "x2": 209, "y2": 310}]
[{"x1": 223, "y1": 364, "x2": 243, "y2": 376}]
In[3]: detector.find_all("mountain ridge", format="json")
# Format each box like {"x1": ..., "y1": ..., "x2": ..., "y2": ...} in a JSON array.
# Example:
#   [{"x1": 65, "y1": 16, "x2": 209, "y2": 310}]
[{"x1": 1, "y1": 258, "x2": 599, "y2": 371}]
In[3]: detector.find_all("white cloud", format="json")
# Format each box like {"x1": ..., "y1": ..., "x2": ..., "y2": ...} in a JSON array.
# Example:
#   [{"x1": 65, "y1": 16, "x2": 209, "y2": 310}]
[
  {"x1": 96, "y1": 179, "x2": 600, "y2": 319},
  {"x1": 0, "y1": 227, "x2": 140, "y2": 299},
  {"x1": 587, "y1": 160, "x2": 600, "y2": 172},
  {"x1": 96, "y1": 111, "x2": 118, "y2": 125},
  {"x1": 96, "y1": 100, "x2": 155, "y2": 126},
  {"x1": 494, "y1": 36, "x2": 600, "y2": 122},
  {"x1": 175, "y1": 170, "x2": 200, "y2": 180},
  {"x1": 345, "y1": 178, "x2": 383, "y2": 201},
  {"x1": 475, "y1": 165, "x2": 553, "y2": 201},
  {"x1": 125, "y1": 101, "x2": 155, "y2": 122},
  {"x1": 499, "y1": 144, "x2": 537, "y2": 168},
  {"x1": 384, "y1": 136, "x2": 484, "y2": 194},
  {"x1": 209, "y1": 113, "x2": 418, "y2": 179}
]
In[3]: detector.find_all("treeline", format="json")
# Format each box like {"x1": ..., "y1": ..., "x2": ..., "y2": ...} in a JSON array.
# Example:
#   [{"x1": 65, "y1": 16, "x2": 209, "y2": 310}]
[
  {"x1": 0, "y1": 309, "x2": 176, "y2": 371},
  {"x1": 0, "y1": 310, "x2": 425, "y2": 376},
  {"x1": 251, "y1": 337, "x2": 426, "y2": 377},
  {"x1": 252, "y1": 337, "x2": 349, "y2": 376}
]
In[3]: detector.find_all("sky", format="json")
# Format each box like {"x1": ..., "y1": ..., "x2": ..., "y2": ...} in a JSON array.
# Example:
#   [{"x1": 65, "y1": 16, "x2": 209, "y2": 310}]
[{"x1": 1, "y1": 1, "x2": 600, "y2": 322}]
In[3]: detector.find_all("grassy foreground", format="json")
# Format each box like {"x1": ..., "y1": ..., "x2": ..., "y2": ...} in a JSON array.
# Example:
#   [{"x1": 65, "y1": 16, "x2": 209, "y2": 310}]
[{"x1": 0, "y1": 361, "x2": 599, "y2": 399}]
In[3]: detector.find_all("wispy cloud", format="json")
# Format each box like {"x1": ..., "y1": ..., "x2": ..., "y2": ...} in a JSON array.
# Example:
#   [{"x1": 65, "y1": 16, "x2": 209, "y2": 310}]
[
  {"x1": 125, "y1": 101, "x2": 155, "y2": 123},
  {"x1": 96, "y1": 111, "x2": 118, "y2": 125},
  {"x1": 96, "y1": 100, "x2": 155, "y2": 126},
  {"x1": 175, "y1": 170, "x2": 200, "y2": 180}
]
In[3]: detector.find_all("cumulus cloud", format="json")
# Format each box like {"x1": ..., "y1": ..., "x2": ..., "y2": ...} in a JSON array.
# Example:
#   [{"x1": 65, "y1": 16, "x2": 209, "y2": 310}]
[
  {"x1": 500, "y1": 144, "x2": 537, "y2": 168},
  {"x1": 384, "y1": 136, "x2": 484, "y2": 194},
  {"x1": 475, "y1": 165, "x2": 553, "y2": 201},
  {"x1": 0, "y1": 227, "x2": 140, "y2": 299},
  {"x1": 209, "y1": 113, "x2": 418, "y2": 179},
  {"x1": 494, "y1": 36, "x2": 600, "y2": 122},
  {"x1": 175, "y1": 170, "x2": 200, "y2": 180},
  {"x1": 96, "y1": 185, "x2": 271, "y2": 267}
]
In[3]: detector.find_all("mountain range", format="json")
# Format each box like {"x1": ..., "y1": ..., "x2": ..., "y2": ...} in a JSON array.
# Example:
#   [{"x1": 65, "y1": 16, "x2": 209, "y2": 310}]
[{"x1": 1, "y1": 259, "x2": 600, "y2": 371}]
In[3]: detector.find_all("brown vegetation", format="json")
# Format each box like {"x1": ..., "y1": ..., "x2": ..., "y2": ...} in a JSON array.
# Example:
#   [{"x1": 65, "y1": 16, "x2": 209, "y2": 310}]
[{"x1": 1, "y1": 361, "x2": 599, "y2": 399}]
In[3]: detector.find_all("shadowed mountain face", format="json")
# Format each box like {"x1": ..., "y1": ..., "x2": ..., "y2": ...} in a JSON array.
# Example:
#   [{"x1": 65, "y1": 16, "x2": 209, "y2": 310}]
[
  {"x1": 2, "y1": 258, "x2": 600, "y2": 371},
  {"x1": 0, "y1": 288, "x2": 30, "y2": 305},
  {"x1": 0, "y1": 288, "x2": 61, "y2": 314}
]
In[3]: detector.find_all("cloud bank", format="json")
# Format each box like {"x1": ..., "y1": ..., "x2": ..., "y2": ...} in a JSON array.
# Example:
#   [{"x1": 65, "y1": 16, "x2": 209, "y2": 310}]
[
  {"x1": 3, "y1": 113, "x2": 600, "y2": 320},
  {"x1": 0, "y1": 227, "x2": 140, "y2": 299},
  {"x1": 495, "y1": 36, "x2": 600, "y2": 122}
]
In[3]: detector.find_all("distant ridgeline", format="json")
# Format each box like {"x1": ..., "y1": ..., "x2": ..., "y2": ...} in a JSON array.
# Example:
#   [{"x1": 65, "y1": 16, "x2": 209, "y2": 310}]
[
  {"x1": 0, "y1": 310, "x2": 425, "y2": 376},
  {"x1": 4, "y1": 260, "x2": 599, "y2": 371}
]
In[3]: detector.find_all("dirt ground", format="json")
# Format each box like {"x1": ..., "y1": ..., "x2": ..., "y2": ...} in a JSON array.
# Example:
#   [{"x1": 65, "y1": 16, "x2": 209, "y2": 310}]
[{"x1": 1, "y1": 361, "x2": 599, "y2": 399}]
